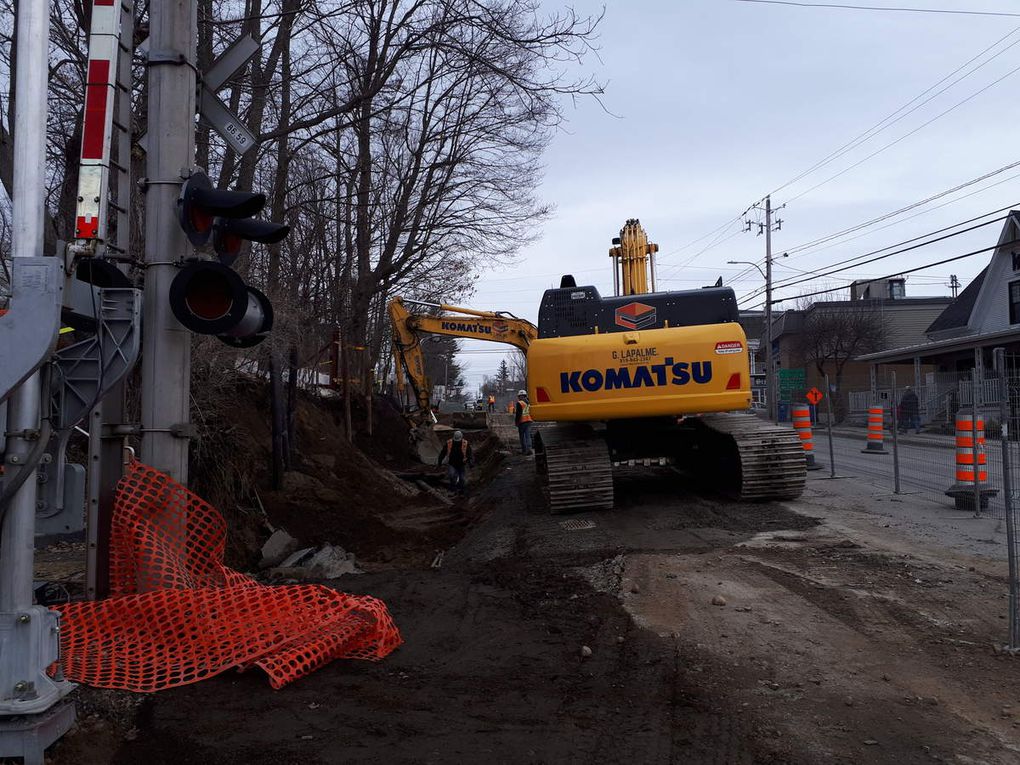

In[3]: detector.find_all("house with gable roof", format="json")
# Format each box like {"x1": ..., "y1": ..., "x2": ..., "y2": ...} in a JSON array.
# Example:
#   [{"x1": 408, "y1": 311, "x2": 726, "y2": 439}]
[{"x1": 857, "y1": 210, "x2": 1020, "y2": 421}]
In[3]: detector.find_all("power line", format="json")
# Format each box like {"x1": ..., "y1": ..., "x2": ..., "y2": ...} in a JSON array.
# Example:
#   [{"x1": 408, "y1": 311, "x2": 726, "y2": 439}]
[
  {"x1": 738, "y1": 203, "x2": 1016, "y2": 303},
  {"x1": 781, "y1": 61, "x2": 1020, "y2": 206},
  {"x1": 779, "y1": 166, "x2": 1020, "y2": 263},
  {"x1": 768, "y1": 237, "x2": 1020, "y2": 306},
  {"x1": 782, "y1": 159, "x2": 1020, "y2": 256},
  {"x1": 766, "y1": 213, "x2": 1005, "y2": 295},
  {"x1": 733, "y1": 1, "x2": 1020, "y2": 18},
  {"x1": 656, "y1": 227, "x2": 745, "y2": 281},
  {"x1": 769, "y1": 27, "x2": 1020, "y2": 198}
]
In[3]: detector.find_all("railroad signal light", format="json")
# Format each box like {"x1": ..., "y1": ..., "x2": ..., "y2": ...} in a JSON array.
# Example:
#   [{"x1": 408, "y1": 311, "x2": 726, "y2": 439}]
[
  {"x1": 169, "y1": 261, "x2": 273, "y2": 348},
  {"x1": 177, "y1": 171, "x2": 265, "y2": 247},
  {"x1": 213, "y1": 217, "x2": 289, "y2": 265},
  {"x1": 172, "y1": 170, "x2": 289, "y2": 346}
]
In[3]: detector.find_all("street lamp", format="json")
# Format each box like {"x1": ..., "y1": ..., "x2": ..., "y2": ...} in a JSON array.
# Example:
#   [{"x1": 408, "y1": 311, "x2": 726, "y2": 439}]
[{"x1": 728, "y1": 259, "x2": 775, "y2": 423}]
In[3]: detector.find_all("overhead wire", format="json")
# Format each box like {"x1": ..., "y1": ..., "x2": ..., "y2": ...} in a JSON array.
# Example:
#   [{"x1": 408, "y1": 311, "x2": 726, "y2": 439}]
[
  {"x1": 778, "y1": 166, "x2": 1020, "y2": 263},
  {"x1": 737, "y1": 203, "x2": 1017, "y2": 304},
  {"x1": 781, "y1": 61, "x2": 1020, "y2": 207},
  {"x1": 769, "y1": 26, "x2": 1020, "y2": 198},
  {"x1": 733, "y1": 1, "x2": 1020, "y2": 18},
  {"x1": 661, "y1": 16, "x2": 1020, "y2": 297},
  {"x1": 767, "y1": 237, "x2": 1020, "y2": 306},
  {"x1": 781, "y1": 159, "x2": 1020, "y2": 256}
]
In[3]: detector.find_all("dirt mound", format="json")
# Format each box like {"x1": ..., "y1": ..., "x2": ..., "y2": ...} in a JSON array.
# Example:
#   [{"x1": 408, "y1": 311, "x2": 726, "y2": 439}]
[
  {"x1": 352, "y1": 394, "x2": 419, "y2": 470},
  {"x1": 189, "y1": 380, "x2": 501, "y2": 570}
]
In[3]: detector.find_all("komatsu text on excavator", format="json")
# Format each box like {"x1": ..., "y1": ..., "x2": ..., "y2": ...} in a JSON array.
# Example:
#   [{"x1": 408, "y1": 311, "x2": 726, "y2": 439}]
[{"x1": 388, "y1": 220, "x2": 806, "y2": 512}]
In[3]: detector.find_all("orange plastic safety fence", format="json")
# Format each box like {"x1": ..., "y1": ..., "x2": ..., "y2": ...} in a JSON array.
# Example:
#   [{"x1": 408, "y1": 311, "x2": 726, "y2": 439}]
[{"x1": 55, "y1": 462, "x2": 401, "y2": 692}]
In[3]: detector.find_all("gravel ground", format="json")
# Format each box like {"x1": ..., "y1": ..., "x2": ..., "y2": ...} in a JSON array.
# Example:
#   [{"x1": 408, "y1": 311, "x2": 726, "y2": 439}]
[{"x1": 47, "y1": 456, "x2": 1020, "y2": 764}]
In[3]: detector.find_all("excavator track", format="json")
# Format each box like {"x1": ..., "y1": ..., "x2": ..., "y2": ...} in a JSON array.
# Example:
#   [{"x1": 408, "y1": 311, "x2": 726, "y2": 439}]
[
  {"x1": 691, "y1": 413, "x2": 806, "y2": 501},
  {"x1": 534, "y1": 425, "x2": 614, "y2": 513}
]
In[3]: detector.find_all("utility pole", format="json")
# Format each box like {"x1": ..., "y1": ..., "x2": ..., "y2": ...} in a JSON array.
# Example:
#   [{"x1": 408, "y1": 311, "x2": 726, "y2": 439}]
[
  {"x1": 140, "y1": 0, "x2": 197, "y2": 482},
  {"x1": 949, "y1": 274, "x2": 960, "y2": 299},
  {"x1": 742, "y1": 195, "x2": 783, "y2": 423},
  {"x1": 765, "y1": 195, "x2": 775, "y2": 424}
]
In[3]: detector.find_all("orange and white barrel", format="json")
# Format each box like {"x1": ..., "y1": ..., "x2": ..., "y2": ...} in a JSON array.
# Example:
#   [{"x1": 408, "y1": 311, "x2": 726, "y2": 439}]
[
  {"x1": 945, "y1": 411, "x2": 998, "y2": 511},
  {"x1": 861, "y1": 405, "x2": 888, "y2": 454},
  {"x1": 953, "y1": 413, "x2": 987, "y2": 484},
  {"x1": 792, "y1": 404, "x2": 820, "y2": 469}
]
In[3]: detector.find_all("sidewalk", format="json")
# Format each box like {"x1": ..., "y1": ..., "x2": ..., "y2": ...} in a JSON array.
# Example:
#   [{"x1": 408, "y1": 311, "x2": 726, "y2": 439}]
[{"x1": 825, "y1": 424, "x2": 957, "y2": 450}]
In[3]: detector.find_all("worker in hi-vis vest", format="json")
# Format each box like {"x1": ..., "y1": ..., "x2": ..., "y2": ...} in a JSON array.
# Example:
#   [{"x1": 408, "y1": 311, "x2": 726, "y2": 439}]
[
  {"x1": 487, "y1": 394, "x2": 496, "y2": 412},
  {"x1": 437, "y1": 430, "x2": 474, "y2": 495},
  {"x1": 514, "y1": 390, "x2": 533, "y2": 456}
]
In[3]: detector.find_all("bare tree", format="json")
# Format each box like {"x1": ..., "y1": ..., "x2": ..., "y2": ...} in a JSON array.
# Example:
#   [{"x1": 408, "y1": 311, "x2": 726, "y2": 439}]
[{"x1": 794, "y1": 298, "x2": 888, "y2": 416}]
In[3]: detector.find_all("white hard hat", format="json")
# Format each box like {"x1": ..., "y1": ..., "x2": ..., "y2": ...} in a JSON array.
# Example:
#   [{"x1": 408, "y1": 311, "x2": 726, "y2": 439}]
[
  {"x1": 518, "y1": 389, "x2": 527, "y2": 396},
  {"x1": 453, "y1": 430, "x2": 463, "y2": 441}
]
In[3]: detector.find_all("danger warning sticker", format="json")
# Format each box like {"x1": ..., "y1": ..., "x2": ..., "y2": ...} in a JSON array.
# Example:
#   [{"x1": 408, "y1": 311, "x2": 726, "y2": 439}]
[{"x1": 714, "y1": 341, "x2": 744, "y2": 355}]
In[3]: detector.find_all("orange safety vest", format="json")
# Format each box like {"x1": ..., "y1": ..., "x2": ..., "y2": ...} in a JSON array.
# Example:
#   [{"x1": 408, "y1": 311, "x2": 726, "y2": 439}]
[
  {"x1": 506, "y1": 402, "x2": 514, "y2": 413},
  {"x1": 517, "y1": 401, "x2": 533, "y2": 423},
  {"x1": 488, "y1": 395, "x2": 495, "y2": 404}
]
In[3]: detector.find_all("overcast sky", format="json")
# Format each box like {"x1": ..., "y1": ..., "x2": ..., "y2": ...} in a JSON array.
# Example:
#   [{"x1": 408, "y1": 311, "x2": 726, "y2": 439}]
[{"x1": 455, "y1": 0, "x2": 1020, "y2": 391}]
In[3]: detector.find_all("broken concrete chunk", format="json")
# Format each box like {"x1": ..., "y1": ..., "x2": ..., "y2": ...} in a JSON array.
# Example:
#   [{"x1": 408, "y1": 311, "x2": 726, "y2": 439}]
[
  {"x1": 260, "y1": 529, "x2": 301, "y2": 569},
  {"x1": 279, "y1": 547, "x2": 316, "y2": 569},
  {"x1": 711, "y1": 595, "x2": 727, "y2": 607},
  {"x1": 305, "y1": 544, "x2": 362, "y2": 579}
]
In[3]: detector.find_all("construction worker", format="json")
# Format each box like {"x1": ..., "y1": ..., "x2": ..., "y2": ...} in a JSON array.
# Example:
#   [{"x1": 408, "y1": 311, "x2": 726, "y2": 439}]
[
  {"x1": 437, "y1": 430, "x2": 473, "y2": 495},
  {"x1": 514, "y1": 389, "x2": 533, "y2": 455},
  {"x1": 487, "y1": 394, "x2": 496, "y2": 412},
  {"x1": 506, "y1": 400, "x2": 514, "y2": 414}
]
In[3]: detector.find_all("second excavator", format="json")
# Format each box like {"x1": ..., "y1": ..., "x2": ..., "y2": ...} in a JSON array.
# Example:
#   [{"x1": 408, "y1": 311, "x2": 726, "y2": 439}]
[{"x1": 389, "y1": 219, "x2": 806, "y2": 512}]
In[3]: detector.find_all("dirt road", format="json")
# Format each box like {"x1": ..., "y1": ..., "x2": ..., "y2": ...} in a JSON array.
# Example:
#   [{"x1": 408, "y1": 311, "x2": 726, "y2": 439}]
[{"x1": 54, "y1": 457, "x2": 1020, "y2": 764}]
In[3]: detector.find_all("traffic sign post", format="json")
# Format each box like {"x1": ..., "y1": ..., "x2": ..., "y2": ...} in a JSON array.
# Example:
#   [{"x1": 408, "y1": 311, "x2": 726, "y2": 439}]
[
  {"x1": 806, "y1": 387, "x2": 823, "y2": 406},
  {"x1": 824, "y1": 374, "x2": 836, "y2": 479}
]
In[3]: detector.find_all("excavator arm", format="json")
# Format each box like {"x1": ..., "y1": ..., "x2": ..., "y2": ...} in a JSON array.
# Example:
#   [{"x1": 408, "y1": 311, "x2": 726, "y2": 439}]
[{"x1": 387, "y1": 297, "x2": 537, "y2": 422}]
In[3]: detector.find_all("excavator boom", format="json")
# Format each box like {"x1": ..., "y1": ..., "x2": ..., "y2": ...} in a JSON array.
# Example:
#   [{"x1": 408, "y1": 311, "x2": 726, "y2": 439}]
[{"x1": 387, "y1": 297, "x2": 537, "y2": 422}]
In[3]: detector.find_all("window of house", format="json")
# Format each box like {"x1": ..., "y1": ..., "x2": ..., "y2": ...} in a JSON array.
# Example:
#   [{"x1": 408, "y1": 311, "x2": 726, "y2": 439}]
[
  {"x1": 1012, "y1": 250, "x2": 1020, "y2": 271},
  {"x1": 1010, "y1": 280, "x2": 1020, "y2": 325},
  {"x1": 888, "y1": 279, "x2": 905, "y2": 299}
]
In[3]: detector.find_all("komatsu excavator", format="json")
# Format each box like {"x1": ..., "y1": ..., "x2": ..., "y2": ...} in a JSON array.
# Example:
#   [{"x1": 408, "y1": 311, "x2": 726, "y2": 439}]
[
  {"x1": 387, "y1": 297, "x2": 537, "y2": 419},
  {"x1": 388, "y1": 220, "x2": 806, "y2": 512}
]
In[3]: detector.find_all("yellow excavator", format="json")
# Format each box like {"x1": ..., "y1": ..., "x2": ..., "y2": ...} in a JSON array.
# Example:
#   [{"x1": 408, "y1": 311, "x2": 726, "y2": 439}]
[
  {"x1": 388, "y1": 220, "x2": 805, "y2": 511},
  {"x1": 387, "y1": 297, "x2": 537, "y2": 418}
]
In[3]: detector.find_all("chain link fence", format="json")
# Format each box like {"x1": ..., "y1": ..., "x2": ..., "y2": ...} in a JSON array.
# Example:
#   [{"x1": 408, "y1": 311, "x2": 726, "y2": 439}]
[{"x1": 807, "y1": 351, "x2": 1020, "y2": 647}]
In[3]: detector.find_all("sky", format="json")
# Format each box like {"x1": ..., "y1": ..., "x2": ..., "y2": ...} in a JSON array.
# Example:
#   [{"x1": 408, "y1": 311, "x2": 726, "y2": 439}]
[{"x1": 454, "y1": 0, "x2": 1020, "y2": 392}]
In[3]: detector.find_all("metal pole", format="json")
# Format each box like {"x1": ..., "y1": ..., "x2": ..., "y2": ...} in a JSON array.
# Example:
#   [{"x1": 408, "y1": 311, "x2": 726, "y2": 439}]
[
  {"x1": 765, "y1": 195, "x2": 775, "y2": 424},
  {"x1": 994, "y1": 348, "x2": 1018, "y2": 647},
  {"x1": 890, "y1": 371, "x2": 901, "y2": 494},
  {"x1": 973, "y1": 375, "x2": 982, "y2": 518},
  {"x1": 825, "y1": 373, "x2": 836, "y2": 479},
  {"x1": 1, "y1": 0, "x2": 50, "y2": 615},
  {"x1": 139, "y1": 0, "x2": 197, "y2": 483},
  {"x1": 0, "y1": 6, "x2": 76, "y2": 754}
]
